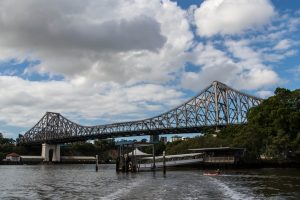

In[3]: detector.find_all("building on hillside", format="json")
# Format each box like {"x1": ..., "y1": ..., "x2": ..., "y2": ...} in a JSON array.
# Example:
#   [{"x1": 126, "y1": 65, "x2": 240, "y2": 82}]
[
  {"x1": 150, "y1": 135, "x2": 159, "y2": 143},
  {"x1": 141, "y1": 138, "x2": 148, "y2": 143},
  {"x1": 171, "y1": 135, "x2": 182, "y2": 142},
  {"x1": 182, "y1": 137, "x2": 190, "y2": 141},
  {"x1": 160, "y1": 136, "x2": 168, "y2": 144},
  {"x1": 5, "y1": 153, "x2": 21, "y2": 162}
]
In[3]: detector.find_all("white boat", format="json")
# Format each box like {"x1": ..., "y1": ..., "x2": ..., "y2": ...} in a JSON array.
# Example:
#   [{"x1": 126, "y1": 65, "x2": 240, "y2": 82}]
[{"x1": 137, "y1": 153, "x2": 203, "y2": 170}]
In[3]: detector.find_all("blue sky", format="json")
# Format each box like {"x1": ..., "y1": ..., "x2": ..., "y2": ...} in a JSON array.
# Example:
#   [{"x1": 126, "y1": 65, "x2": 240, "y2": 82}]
[{"x1": 0, "y1": 0, "x2": 299, "y2": 140}]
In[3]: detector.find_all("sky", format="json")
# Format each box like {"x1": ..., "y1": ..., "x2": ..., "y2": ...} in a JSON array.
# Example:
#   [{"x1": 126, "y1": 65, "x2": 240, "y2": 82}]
[{"x1": 0, "y1": 0, "x2": 299, "y2": 140}]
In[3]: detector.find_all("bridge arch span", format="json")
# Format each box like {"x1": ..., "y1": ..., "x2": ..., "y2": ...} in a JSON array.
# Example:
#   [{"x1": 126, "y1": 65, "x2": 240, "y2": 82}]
[{"x1": 18, "y1": 81, "x2": 262, "y2": 145}]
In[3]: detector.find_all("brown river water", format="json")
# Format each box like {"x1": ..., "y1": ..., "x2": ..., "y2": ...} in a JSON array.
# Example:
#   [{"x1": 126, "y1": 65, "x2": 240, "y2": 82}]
[{"x1": 0, "y1": 164, "x2": 299, "y2": 199}]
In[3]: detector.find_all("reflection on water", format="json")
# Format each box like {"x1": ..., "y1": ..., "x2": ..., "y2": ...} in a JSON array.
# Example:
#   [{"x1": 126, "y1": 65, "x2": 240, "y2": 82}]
[{"x1": 0, "y1": 164, "x2": 299, "y2": 199}]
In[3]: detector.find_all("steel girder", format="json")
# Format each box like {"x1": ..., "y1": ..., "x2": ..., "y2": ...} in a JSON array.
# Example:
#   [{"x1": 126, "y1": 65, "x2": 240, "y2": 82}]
[{"x1": 18, "y1": 81, "x2": 262, "y2": 144}]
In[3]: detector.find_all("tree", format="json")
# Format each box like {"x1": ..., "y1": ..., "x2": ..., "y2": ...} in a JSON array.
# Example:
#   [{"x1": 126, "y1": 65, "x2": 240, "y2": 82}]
[
  {"x1": 0, "y1": 133, "x2": 15, "y2": 145},
  {"x1": 244, "y1": 87, "x2": 300, "y2": 159}
]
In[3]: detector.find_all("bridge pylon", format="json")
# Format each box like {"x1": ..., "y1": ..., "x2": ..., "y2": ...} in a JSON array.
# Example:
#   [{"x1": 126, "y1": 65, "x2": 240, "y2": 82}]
[{"x1": 41, "y1": 143, "x2": 61, "y2": 162}]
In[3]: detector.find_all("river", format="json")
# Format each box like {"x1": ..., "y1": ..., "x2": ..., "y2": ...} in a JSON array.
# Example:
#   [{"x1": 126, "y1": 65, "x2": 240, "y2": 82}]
[{"x1": 0, "y1": 164, "x2": 299, "y2": 199}]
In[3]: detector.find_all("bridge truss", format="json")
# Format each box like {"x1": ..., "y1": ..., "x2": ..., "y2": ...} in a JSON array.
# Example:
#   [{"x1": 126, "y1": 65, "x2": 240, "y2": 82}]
[{"x1": 18, "y1": 81, "x2": 262, "y2": 144}]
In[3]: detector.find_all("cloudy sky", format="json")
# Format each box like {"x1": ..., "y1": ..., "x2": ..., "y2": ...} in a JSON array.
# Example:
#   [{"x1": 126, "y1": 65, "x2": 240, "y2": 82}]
[{"x1": 0, "y1": 0, "x2": 299, "y2": 139}]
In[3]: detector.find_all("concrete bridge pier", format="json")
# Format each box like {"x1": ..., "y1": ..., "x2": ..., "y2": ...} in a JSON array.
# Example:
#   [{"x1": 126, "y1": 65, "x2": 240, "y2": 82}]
[{"x1": 41, "y1": 143, "x2": 61, "y2": 162}]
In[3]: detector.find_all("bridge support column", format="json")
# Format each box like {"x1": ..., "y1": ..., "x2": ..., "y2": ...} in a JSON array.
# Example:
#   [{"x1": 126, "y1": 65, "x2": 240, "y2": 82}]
[{"x1": 41, "y1": 143, "x2": 61, "y2": 162}]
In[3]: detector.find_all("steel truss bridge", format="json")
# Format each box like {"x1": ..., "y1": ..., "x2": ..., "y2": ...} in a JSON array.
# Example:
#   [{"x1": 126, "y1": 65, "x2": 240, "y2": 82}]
[{"x1": 18, "y1": 81, "x2": 262, "y2": 145}]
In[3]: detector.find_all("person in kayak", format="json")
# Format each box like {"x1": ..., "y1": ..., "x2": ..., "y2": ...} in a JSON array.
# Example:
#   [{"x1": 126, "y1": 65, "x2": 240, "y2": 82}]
[{"x1": 203, "y1": 169, "x2": 221, "y2": 176}]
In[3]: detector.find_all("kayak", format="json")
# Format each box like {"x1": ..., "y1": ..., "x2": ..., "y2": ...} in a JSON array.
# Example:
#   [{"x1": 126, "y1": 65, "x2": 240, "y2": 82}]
[{"x1": 203, "y1": 173, "x2": 220, "y2": 176}]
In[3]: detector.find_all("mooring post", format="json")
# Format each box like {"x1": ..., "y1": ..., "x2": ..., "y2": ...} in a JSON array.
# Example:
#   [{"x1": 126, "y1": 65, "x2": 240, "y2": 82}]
[
  {"x1": 132, "y1": 145, "x2": 136, "y2": 172},
  {"x1": 152, "y1": 144, "x2": 156, "y2": 170},
  {"x1": 122, "y1": 145, "x2": 125, "y2": 172},
  {"x1": 95, "y1": 155, "x2": 99, "y2": 172},
  {"x1": 125, "y1": 155, "x2": 128, "y2": 172},
  {"x1": 116, "y1": 146, "x2": 121, "y2": 172},
  {"x1": 163, "y1": 151, "x2": 166, "y2": 174}
]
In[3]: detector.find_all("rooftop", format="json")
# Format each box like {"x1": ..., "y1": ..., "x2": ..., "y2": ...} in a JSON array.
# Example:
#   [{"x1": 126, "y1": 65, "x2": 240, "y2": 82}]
[
  {"x1": 128, "y1": 148, "x2": 151, "y2": 156},
  {"x1": 189, "y1": 147, "x2": 245, "y2": 151},
  {"x1": 171, "y1": 135, "x2": 182, "y2": 138},
  {"x1": 142, "y1": 153, "x2": 203, "y2": 160},
  {"x1": 116, "y1": 141, "x2": 156, "y2": 147},
  {"x1": 6, "y1": 152, "x2": 20, "y2": 157}
]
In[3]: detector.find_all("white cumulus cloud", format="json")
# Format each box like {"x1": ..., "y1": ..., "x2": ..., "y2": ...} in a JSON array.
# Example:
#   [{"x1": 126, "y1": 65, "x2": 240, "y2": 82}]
[
  {"x1": 256, "y1": 90, "x2": 274, "y2": 98},
  {"x1": 0, "y1": 0, "x2": 193, "y2": 84},
  {"x1": 181, "y1": 38, "x2": 280, "y2": 91},
  {"x1": 273, "y1": 39, "x2": 292, "y2": 50},
  {"x1": 0, "y1": 76, "x2": 184, "y2": 128},
  {"x1": 194, "y1": 0, "x2": 275, "y2": 36}
]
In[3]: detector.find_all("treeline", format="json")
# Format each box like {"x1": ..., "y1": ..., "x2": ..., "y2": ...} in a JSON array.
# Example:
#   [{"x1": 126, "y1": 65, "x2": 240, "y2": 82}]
[
  {"x1": 61, "y1": 139, "x2": 117, "y2": 163},
  {"x1": 0, "y1": 134, "x2": 117, "y2": 163},
  {"x1": 164, "y1": 87, "x2": 300, "y2": 162},
  {"x1": 0, "y1": 133, "x2": 19, "y2": 160}
]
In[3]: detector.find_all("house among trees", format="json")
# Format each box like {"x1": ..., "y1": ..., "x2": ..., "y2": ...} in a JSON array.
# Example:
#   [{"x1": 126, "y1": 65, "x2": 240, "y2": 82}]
[
  {"x1": 5, "y1": 152, "x2": 21, "y2": 162},
  {"x1": 160, "y1": 136, "x2": 168, "y2": 144},
  {"x1": 171, "y1": 135, "x2": 182, "y2": 142}
]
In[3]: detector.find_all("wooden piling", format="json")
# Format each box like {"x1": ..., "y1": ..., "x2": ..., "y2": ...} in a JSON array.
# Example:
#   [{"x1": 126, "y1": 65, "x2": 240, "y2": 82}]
[
  {"x1": 132, "y1": 145, "x2": 136, "y2": 172},
  {"x1": 163, "y1": 151, "x2": 166, "y2": 174},
  {"x1": 125, "y1": 155, "x2": 128, "y2": 172},
  {"x1": 152, "y1": 144, "x2": 156, "y2": 170},
  {"x1": 95, "y1": 155, "x2": 99, "y2": 172},
  {"x1": 122, "y1": 145, "x2": 125, "y2": 172},
  {"x1": 116, "y1": 146, "x2": 121, "y2": 172}
]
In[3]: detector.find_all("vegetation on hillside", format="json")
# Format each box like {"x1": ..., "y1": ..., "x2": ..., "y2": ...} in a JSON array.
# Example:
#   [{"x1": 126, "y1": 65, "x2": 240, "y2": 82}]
[
  {"x1": 61, "y1": 139, "x2": 117, "y2": 162},
  {"x1": 0, "y1": 133, "x2": 15, "y2": 160}
]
